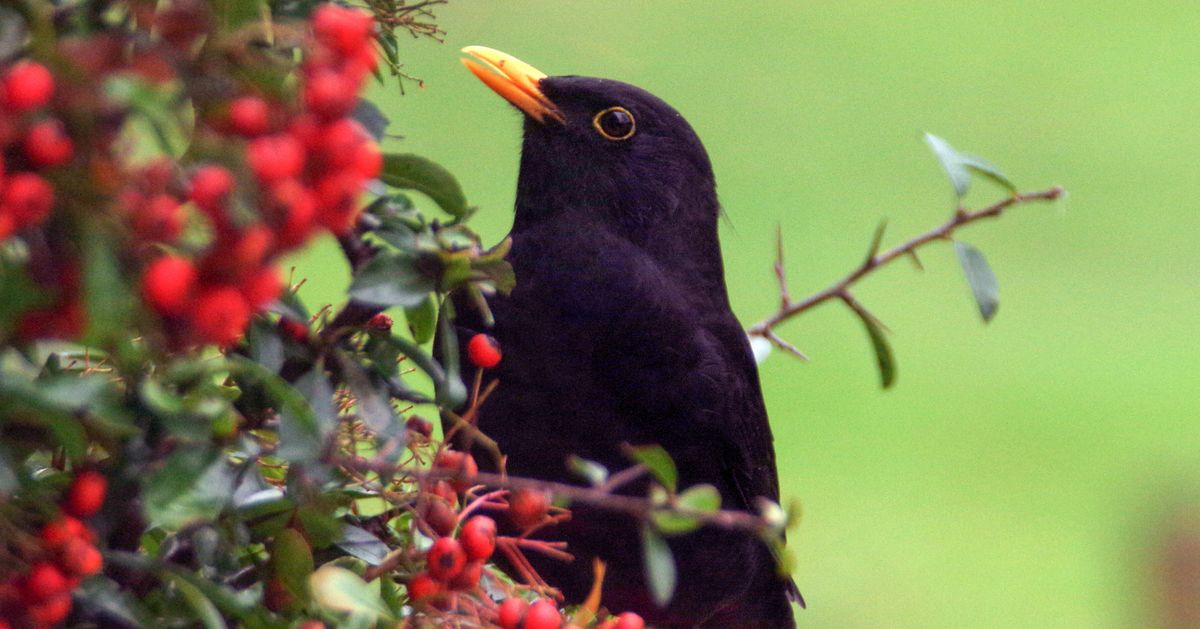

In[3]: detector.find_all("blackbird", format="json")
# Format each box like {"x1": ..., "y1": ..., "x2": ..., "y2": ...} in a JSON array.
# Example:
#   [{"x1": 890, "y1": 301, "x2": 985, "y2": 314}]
[{"x1": 451, "y1": 46, "x2": 800, "y2": 627}]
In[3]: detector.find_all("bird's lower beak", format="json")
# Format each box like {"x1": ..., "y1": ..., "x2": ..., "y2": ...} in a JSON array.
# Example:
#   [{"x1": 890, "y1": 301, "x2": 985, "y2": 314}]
[{"x1": 461, "y1": 46, "x2": 564, "y2": 124}]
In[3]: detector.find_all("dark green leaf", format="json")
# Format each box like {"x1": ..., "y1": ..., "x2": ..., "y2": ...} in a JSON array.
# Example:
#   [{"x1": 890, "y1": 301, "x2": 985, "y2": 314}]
[
  {"x1": 380, "y1": 154, "x2": 469, "y2": 217},
  {"x1": 334, "y1": 351, "x2": 400, "y2": 437},
  {"x1": 954, "y1": 241, "x2": 1000, "y2": 322},
  {"x1": 144, "y1": 447, "x2": 237, "y2": 529},
  {"x1": 435, "y1": 298, "x2": 467, "y2": 407},
  {"x1": 335, "y1": 525, "x2": 391, "y2": 565},
  {"x1": 641, "y1": 526, "x2": 677, "y2": 607},
  {"x1": 0, "y1": 443, "x2": 19, "y2": 494},
  {"x1": 348, "y1": 253, "x2": 436, "y2": 309},
  {"x1": 923, "y1": 133, "x2": 1016, "y2": 198},
  {"x1": 274, "y1": 364, "x2": 336, "y2": 464},
  {"x1": 272, "y1": 528, "x2": 314, "y2": 599},
  {"x1": 858, "y1": 313, "x2": 896, "y2": 389},
  {"x1": 81, "y1": 229, "x2": 134, "y2": 346},
  {"x1": 165, "y1": 574, "x2": 225, "y2": 629},
  {"x1": 403, "y1": 294, "x2": 438, "y2": 345},
  {"x1": 351, "y1": 100, "x2": 390, "y2": 141},
  {"x1": 627, "y1": 445, "x2": 678, "y2": 493}
]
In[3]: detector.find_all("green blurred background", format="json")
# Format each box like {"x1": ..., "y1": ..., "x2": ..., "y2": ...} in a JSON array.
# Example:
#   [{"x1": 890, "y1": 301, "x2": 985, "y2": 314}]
[{"x1": 294, "y1": 2, "x2": 1200, "y2": 626}]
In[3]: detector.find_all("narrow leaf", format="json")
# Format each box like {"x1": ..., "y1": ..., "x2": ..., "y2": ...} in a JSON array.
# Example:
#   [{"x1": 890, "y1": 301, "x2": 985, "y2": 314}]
[
  {"x1": 380, "y1": 154, "x2": 469, "y2": 217},
  {"x1": 641, "y1": 526, "x2": 677, "y2": 607},
  {"x1": 166, "y1": 574, "x2": 226, "y2": 629},
  {"x1": 923, "y1": 133, "x2": 1015, "y2": 197},
  {"x1": 857, "y1": 314, "x2": 896, "y2": 389},
  {"x1": 626, "y1": 445, "x2": 678, "y2": 494},
  {"x1": 567, "y1": 456, "x2": 609, "y2": 486},
  {"x1": 954, "y1": 241, "x2": 1000, "y2": 322}
]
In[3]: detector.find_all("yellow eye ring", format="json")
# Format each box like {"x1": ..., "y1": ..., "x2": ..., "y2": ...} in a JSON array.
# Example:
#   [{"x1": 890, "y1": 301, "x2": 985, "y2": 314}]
[{"x1": 592, "y1": 106, "x2": 636, "y2": 141}]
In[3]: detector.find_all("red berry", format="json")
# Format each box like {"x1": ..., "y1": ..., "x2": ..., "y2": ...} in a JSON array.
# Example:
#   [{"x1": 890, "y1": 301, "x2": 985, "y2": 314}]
[
  {"x1": 367, "y1": 313, "x2": 392, "y2": 331},
  {"x1": 406, "y1": 415, "x2": 433, "y2": 438},
  {"x1": 64, "y1": 470, "x2": 107, "y2": 518},
  {"x1": 27, "y1": 593, "x2": 72, "y2": 625},
  {"x1": 246, "y1": 134, "x2": 304, "y2": 183},
  {"x1": 241, "y1": 264, "x2": 283, "y2": 309},
  {"x1": 303, "y1": 68, "x2": 358, "y2": 119},
  {"x1": 354, "y1": 140, "x2": 382, "y2": 179},
  {"x1": 420, "y1": 498, "x2": 457, "y2": 538},
  {"x1": 23, "y1": 118, "x2": 74, "y2": 168},
  {"x1": 460, "y1": 515, "x2": 496, "y2": 561},
  {"x1": 189, "y1": 165, "x2": 235, "y2": 221},
  {"x1": 40, "y1": 517, "x2": 92, "y2": 548},
  {"x1": 523, "y1": 599, "x2": 561, "y2": 629},
  {"x1": 2, "y1": 61, "x2": 55, "y2": 112},
  {"x1": 21, "y1": 562, "x2": 68, "y2": 603},
  {"x1": 192, "y1": 286, "x2": 251, "y2": 346},
  {"x1": 612, "y1": 612, "x2": 646, "y2": 629},
  {"x1": 425, "y1": 537, "x2": 466, "y2": 582},
  {"x1": 227, "y1": 96, "x2": 270, "y2": 137},
  {"x1": 59, "y1": 537, "x2": 102, "y2": 577},
  {"x1": 0, "y1": 172, "x2": 53, "y2": 228},
  {"x1": 406, "y1": 571, "x2": 441, "y2": 602},
  {"x1": 447, "y1": 559, "x2": 483, "y2": 591},
  {"x1": 496, "y1": 597, "x2": 528, "y2": 629},
  {"x1": 132, "y1": 194, "x2": 184, "y2": 242},
  {"x1": 296, "y1": 622, "x2": 326, "y2": 629},
  {"x1": 433, "y1": 450, "x2": 478, "y2": 493},
  {"x1": 467, "y1": 333, "x2": 502, "y2": 369},
  {"x1": 313, "y1": 172, "x2": 361, "y2": 233},
  {"x1": 595, "y1": 621, "x2": 616, "y2": 629},
  {"x1": 278, "y1": 317, "x2": 309, "y2": 342},
  {"x1": 311, "y1": 5, "x2": 375, "y2": 57},
  {"x1": 316, "y1": 118, "x2": 368, "y2": 168},
  {"x1": 430, "y1": 480, "x2": 458, "y2": 506},
  {"x1": 265, "y1": 179, "x2": 317, "y2": 249},
  {"x1": 142, "y1": 256, "x2": 197, "y2": 316},
  {"x1": 508, "y1": 489, "x2": 550, "y2": 530}
]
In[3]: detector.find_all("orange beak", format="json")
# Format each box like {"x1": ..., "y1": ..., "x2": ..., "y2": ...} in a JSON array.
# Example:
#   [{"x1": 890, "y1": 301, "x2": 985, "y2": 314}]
[{"x1": 461, "y1": 46, "x2": 564, "y2": 124}]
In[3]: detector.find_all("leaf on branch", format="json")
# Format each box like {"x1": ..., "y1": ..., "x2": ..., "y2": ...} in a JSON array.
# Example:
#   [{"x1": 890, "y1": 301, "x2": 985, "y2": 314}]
[
  {"x1": 144, "y1": 447, "x2": 237, "y2": 530},
  {"x1": 568, "y1": 455, "x2": 609, "y2": 486},
  {"x1": 310, "y1": 565, "x2": 392, "y2": 620},
  {"x1": 865, "y1": 219, "x2": 888, "y2": 263},
  {"x1": 954, "y1": 241, "x2": 1000, "y2": 322},
  {"x1": 642, "y1": 526, "x2": 677, "y2": 608},
  {"x1": 272, "y1": 528, "x2": 314, "y2": 599},
  {"x1": 924, "y1": 133, "x2": 1016, "y2": 198},
  {"x1": 403, "y1": 294, "x2": 438, "y2": 344},
  {"x1": 348, "y1": 253, "x2": 437, "y2": 309},
  {"x1": 856, "y1": 311, "x2": 896, "y2": 389},
  {"x1": 625, "y1": 445, "x2": 678, "y2": 494},
  {"x1": 380, "y1": 153, "x2": 470, "y2": 217},
  {"x1": 165, "y1": 574, "x2": 224, "y2": 629},
  {"x1": 335, "y1": 525, "x2": 392, "y2": 566},
  {"x1": 651, "y1": 484, "x2": 722, "y2": 535}
]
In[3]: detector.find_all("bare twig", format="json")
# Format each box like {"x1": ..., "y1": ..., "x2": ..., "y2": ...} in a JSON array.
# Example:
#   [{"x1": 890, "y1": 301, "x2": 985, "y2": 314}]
[{"x1": 747, "y1": 186, "x2": 1064, "y2": 344}]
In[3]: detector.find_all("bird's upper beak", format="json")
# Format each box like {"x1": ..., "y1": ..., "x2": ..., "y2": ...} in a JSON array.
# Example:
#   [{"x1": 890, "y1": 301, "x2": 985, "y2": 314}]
[{"x1": 461, "y1": 46, "x2": 564, "y2": 124}]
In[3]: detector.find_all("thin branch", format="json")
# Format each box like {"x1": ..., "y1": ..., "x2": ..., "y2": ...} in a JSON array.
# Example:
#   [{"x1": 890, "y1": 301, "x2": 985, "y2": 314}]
[{"x1": 748, "y1": 186, "x2": 1063, "y2": 339}]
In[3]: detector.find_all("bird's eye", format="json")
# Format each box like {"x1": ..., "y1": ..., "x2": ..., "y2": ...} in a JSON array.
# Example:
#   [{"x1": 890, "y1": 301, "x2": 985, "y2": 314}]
[{"x1": 592, "y1": 107, "x2": 636, "y2": 141}]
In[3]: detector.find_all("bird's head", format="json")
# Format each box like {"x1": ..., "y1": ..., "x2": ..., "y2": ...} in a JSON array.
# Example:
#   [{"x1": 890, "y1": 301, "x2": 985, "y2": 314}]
[{"x1": 462, "y1": 46, "x2": 718, "y2": 245}]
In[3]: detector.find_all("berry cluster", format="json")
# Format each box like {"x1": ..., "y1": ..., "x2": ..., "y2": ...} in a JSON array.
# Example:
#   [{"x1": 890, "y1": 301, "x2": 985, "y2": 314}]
[
  {"x1": 407, "y1": 514, "x2": 497, "y2": 604},
  {"x1": 0, "y1": 61, "x2": 63, "y2": 240},
  {"x1": 0, "y1": 471, "x2": 107, "y2": 627},
  {"x1": 140, "y1": 4, "x2": 382, "y2": 348}
]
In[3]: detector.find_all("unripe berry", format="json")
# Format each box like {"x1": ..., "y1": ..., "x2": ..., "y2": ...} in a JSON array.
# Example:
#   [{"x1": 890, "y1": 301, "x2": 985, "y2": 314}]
[
  {"x1": 64, "y1": 470, "x2": 107, "y2": 518},
  {"x1": 246, "y1": 134, "x2": 304, "y2": 183},
  {"x1": 23, "y1": 118, "x2": 74, "y2": 168},
  {"x1": 227, "y1": 96, "x2": 270, "y2": 137},
  {"x1": 459, "y1": 515, "x2": 496, "y2": 561},
  {"x1": 433, "y1": 450, "x2": 478, "y2": 493},
  {"x1": 425, "y1": 537, "x2": 466, "y2": 582},
  {"x1": 192, "y1": 286, "x2": 251, "y2": 346},
  {"x1": 1, "y1": 172, "x2": 53, "y2": 228},
  {"x1": 406, "y1": 571, "x2": 441, "y2": 602},
  {"x1": 189, "y1": 165, "x2": 235, "y2": 219},
  {"x1": 59, "y1": 537, "x2": 102, "y2": 577},
  {"x1": 612, "y1": 612, "x2": 646, "y2": 629},
  {"x1": 508, "y1": 489, "x2": 550, "y2": 529},
  {"x1": 21, "y1": 562, "x2": 68, "y2": 603},
  {"x1": 467, "y1": 333, "x2": 502, "y2": 369},
  {"x1": 523, "y1": 599, "x2": 562, "y2": 629},
  {"x1": 2, "y1": 61, "x2": 55, "y2": 112},
  {"x1": 447, "y1": 559, "x2": 483, "y2": 591},
  {"x1": 496, "y1": 597, "x2": 528, "y2": 629},
  {"x1": 142, "y1": 256, "x2": 197, "y2": 316}
]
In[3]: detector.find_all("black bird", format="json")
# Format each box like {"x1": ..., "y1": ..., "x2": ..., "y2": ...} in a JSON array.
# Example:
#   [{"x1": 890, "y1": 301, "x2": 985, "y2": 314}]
[{"x1": 452, "y1": 46, "x2": 800, "y2": 628}]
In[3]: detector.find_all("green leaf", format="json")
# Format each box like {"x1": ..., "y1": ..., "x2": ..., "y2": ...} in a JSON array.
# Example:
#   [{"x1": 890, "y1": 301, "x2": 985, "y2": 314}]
[
  {"x1": 954, "y1": 241, "x2": 1000, "y2": 322},
  {"x1": 435, "y1": 298, "x2": 468, "y2": 407},
  {"x1": 858, "y1": 314, "x2": 896, "y2": 389},
  {"x1": 348, "y1": 253, "x2": 436, "y2": 309},
  {"x1": 677, "y1": 484, "x2": 721, "y2": 512},
  {"x1": 403, "y1": 294, "x2": 438, "y2": 344},
  {"x1": 641, "y1": 526, "x2": 677, "y2": 608},
  {"x1": 626, "y1": 445, "x2": 678, "y2": 493},
  {"x1": 351, "y1": 100, "x2": 390, "y2": 142},
  {"x1": 310, "y1": 565, "x2": 392, "y2": 620},
  {"x1": 272, "y1": 528, "x2": 314, "y2": 600},
  {"x1": 81, "y1": 229, "x2": 134, "y2": 345},
  {"x1": 334, "y1": 351, "x2": 400, "y2": 438},
  {"x1": 165, "y1": 573, "x2": 225, "y2": 629},
  {"x1": 0, "y1": 443, "x2": 19, "y2": 494},
  {"x1": 335, "y1": 525, "x2": 391, "y2": 566},
  {"x1": 567, "y1": 455, "x2": 609, "y2": 486},
  {"x1": 277, "y1": 365, "x2": 337, "y2": 464},
  {"x1": 923, "y1": 133, "x2": 1016, "y2": 198},
  {"x1": 144, "y1": 447, "x2": 237, "y2": 529},
  {"x1": 380, "y1": 154, "x2": 470, "y2": 217},
  {"x1": 651, "y1": 485, "x2": 721, "y2": 535}
]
